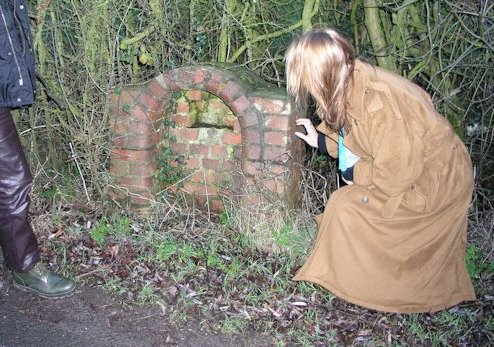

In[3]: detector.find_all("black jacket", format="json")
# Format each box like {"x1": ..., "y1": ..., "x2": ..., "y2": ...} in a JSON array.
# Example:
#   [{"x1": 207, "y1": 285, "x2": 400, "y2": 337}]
[{"x1": 0, "y1": 0, "x2": 36, "y2": 108}]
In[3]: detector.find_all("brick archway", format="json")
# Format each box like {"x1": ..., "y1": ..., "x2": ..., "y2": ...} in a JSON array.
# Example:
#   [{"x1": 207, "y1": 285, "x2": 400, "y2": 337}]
[{"x1": 107, "y1": 64, "x2": 305, "y2": 211}]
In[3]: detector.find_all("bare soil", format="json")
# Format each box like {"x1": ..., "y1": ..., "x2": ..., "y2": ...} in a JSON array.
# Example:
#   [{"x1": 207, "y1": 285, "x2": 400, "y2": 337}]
[{"x1": 0, "y1": 268, "x2": 271, "y2": 347}]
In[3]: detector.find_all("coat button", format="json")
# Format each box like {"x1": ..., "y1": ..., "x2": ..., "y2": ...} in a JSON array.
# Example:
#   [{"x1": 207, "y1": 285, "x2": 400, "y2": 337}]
[
  {"x1": 17, "y1": 98, "x2": 22, "y2": 102},
  {"x1": 364, "y1": 88, "x2": 370, "y2": 94},
  {"x1": 20, "y1": 5, "x2": 25, "y2": 9},
  {"x1": 362, "y1": 196, "x2": 369, "y2": 204},
  {"x1": 8, "y1": 51, "x2": 12, "y2": 56}
]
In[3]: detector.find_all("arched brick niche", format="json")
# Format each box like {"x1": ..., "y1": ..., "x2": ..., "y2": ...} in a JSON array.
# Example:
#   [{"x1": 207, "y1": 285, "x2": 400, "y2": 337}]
[{"x1": 107, "y1": 64, "x2": 306, "y2": 211}]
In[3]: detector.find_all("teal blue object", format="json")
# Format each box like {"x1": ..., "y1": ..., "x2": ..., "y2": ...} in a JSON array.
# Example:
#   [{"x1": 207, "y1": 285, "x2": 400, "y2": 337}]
[{"x1": 338, "y1": 130, "x2": 360, "y2": 171}]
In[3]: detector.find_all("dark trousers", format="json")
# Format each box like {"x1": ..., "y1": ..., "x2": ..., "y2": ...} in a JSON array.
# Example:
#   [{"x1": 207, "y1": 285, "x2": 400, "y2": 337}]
[{"x1": 0, "y1": 107, "x2": 39, "y2": 272}]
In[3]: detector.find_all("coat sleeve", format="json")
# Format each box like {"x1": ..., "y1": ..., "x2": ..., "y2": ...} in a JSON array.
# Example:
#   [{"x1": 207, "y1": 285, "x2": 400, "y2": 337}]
[{"x1": 353, "y1": 91, "x2": 426, "y2": 197}]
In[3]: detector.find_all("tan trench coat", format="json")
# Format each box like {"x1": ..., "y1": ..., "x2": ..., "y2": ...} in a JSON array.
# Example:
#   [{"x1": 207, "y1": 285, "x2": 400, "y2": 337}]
[{"x1": 294, "y1": 59, "x2": 476, "y2": 313}]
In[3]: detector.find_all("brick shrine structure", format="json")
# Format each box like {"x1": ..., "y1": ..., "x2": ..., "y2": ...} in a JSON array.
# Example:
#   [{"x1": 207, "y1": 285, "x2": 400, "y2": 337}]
[{"x1": 107, "y1": 64, "x2": 306, "y2": 211}]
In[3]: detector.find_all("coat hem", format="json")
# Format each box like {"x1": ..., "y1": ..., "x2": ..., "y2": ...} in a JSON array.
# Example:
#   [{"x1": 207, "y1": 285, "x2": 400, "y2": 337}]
[{"x1": 293, "y1": 274, "x2": 476, "y2": 314}]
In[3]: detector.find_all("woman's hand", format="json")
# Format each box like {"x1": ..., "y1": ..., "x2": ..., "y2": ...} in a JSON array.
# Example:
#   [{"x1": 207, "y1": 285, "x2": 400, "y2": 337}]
[{"x1": 295, "y1": 118, "x2": 318, "y2": 148}]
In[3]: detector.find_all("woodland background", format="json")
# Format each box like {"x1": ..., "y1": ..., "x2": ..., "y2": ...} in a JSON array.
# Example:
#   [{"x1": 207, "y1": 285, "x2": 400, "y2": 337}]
[{"x1": 13, "y1": 0, "x2": 494, "y2": 344}]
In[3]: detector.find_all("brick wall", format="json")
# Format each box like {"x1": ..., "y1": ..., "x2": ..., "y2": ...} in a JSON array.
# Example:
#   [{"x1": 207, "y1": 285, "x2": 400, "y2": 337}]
[{"x1": 107, "y1": 64, "x2": 305, "y2": 211}]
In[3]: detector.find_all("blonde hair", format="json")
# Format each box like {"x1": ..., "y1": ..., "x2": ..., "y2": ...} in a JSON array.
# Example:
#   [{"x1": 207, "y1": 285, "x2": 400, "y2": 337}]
[{"x1": 285, "y1": 27, "x2": 355, "y2": 132}]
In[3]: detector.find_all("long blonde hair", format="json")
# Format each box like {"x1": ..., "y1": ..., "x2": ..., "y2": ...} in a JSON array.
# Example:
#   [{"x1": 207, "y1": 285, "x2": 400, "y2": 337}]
[{"x1": 285, "y1": 27, "x2": 355, "y2": 132}]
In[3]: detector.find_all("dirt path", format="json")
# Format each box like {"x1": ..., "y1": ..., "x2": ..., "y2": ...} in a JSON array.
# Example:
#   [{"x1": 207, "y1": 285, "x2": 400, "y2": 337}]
[{"x1": 0, "y1": 270, "x2": 269, "y2": 347}]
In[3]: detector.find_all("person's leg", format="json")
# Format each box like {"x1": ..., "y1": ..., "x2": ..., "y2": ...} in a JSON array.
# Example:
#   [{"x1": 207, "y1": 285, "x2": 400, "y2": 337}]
[
  {"x1": 0, "y1": 107, "x2": 39, "y2": 272},
  {"x1": 0, "y1": 107, "x2": 75, "y2": 298}
]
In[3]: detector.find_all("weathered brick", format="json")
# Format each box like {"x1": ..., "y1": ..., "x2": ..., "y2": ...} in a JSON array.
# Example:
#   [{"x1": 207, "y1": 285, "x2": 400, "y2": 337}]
[
  {"x1": 209, "y1": 144, "x2": 225, "y2": 159},
  {"x1": 176, "y1": 102, "x2": 189, "y2": 114},
  {"x1": 129, "y1": 161, "x2": 157, "y2": 177},
  {"x1": 119, "y1": 89, "x2": 138, "y2": 108},
  {"x1": 185, "y1": 156, "x2": 201, "y2": 169},
  {"x1": 263, "y1": 179, "x2": 285, "y2": 194},
  {"x1": 244, "y1": 144, "x2": 261, "y2": 160},
  {"x1": 148, "y1": 77, "x2": 168, "y2": 97},
  {"x1": 233, "y1": 118, "x2": 241, "y2": 132},
  {"x1": 222, "y1": 132, "x2": 242, "y2": 145},
  {"x1": 251, "y1": 97, "x2": 287, "y2": 114},
  {"x1": 243, "y1": 161, "x2": 263, "y2": 176},
  {"x1": 113, "y1": 133, "x2": 159, "y2": 150},
  {"x1": 230, "y1": 95, "x2": 250, "y2": 114},
  {"x1": 111, "y1": 149, "x2": 157, "y2": 163},
  {"x1": 262, "y1": 146, "x2": 287, "y2": 162},
  {"x1": 139, "y1": 92, "x2": 162, "y2": 111},
  {"x1": 120, "y1": 176, "x2": 155, "y2": 189},
  {"x1": 265, "y1": 115, "x2": 289, "y2": 130},
  {"x1": 202, "y1": 158, "x2": 220, "y2": 170},
  {"x1": 242, "y1": 129, "x2": 260, "y2": 144},
  {"x1": 186, "y1": 90, "x2": 202, "y2": 101},
  {"x1": 170, "y1": 142, "x2": 186, "y2": 154},
  {"x1": 195, "y1": 69, "x2": 205, "y2": 84},
  {"x1": 265, "y1": 131, "x2": 287, "y2": 146},
  {"x1": 218, "y1": 81, "x2": 241, "y2": 103},
  {"x1": 190, "y1": 144, "x2": 209, "y2": 157},
  {"x1": 109, "y1": 160, "x2": 129, "y2": 177},
  {"x1": 181, "y1": 128, "x2": 199, "y2": 141},
  {"x1": 240, "y1": 110, "x2": 260, "y2": 128},
  {"x1": 172, "y1": 114, "x2": 195, "y2": 127}
]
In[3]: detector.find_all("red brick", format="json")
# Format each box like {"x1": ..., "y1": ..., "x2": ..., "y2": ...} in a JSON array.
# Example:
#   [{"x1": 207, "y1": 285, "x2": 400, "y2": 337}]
[
  {"x1": 209, "y1": 145, "x2": 225, "y2": 159},
  {"x1": 262, "y1": 179, "x2": 281, "y2": 194},
  {"x1": 195, "y1": 69, "x2": 205, "y2": 84},
  {"x1": 148, "y1": 78, "x2": 168, "y2": 98},
  {"x1": 206, "y1": 80, "x2": 222, "y2": 95},
  {"x1": 111, "y1": 149, "x2": 156, "y2": 163},
  {"x1": 267, "y1": 165, "x2": 287, "y2": 176},
  {"x1": 242, "y1": 129, "x2": 260, "y2": 144},
  {"x1": 139, "y1": 92, "x2": 162, "y2": 111},
  {"x1": 265, "y1": 115, "x2": 289, "y2": 130},
  {"x1": 265, "y1": 131, "x2": 287, "y2": 146},
  {"x1": 179, "y1": 70, "x2": 196, "y2": 85},
  {"x1": 241, "y1": 110, "x2": 260, "y2": 128},
  {"x1": 262, "y1": 146, "x2": 286, "y2": 162},
  {"x1": 244, "y1": 144, "x2": 261, "y2": 160},
  {"x1": 202, "y1": 158, "x2": 219, "y2": 170},
  {"x1": 190, "y1": 144, "x2": 209, "y2": 157},
  {"x1": 186, "y1": 90, "x2": 202, "y2": 101},
  {"x1": 170, "y1": 142, "x2": 186, "y2": 153},
  {"x1": 251, "y1": 97, "x2": 286, "y2": 114},
  {"x1": 230, "y1": 95, "x2": 250, "y2": 114},
  {"x1": 223, "y1": 132, "x2": 242, "y2": 145},
  {"x1": 218, "y1": 81, "x2": 241, "y2": 103},
  {"x1": 120, "y1": 176, "x2": 155, "y2": 189},
  {"x1": 243, "y1": 161, "x2": 262, "y2": 176},
  {"x1": 129, "y1": 106, "x2": 151, "y2": 123},
  {"x1": 109, "y1": 160, "x2": 129, "y2": 177},
  {"x1": 119, "y1": 89, "x2": 138, "y2": 108},
  {"x1": 112, "y1": 118, "x2": 129, "y2": 136},
  {"x1": 146, "y1": 110, "x2": 166, "y2": 123},
  {"x1": 115, "y1": 133, "x2": 159, "y2": 150},
  {"x1": 172, "y1": 114, "x2": 195, "y2": 127},
  {"x1": 129, "y1": 161, "x2": 157, "y2": 176},
  {"x1": 211, "y1": 72, "x2": 224, "y2": 83},
  {"x1": 233, "y1": 118, "x2": 241, "y2": 132},
  {"x1": 129, "y1": 119, "x2": 159, "y2": 135},
  {"x1": 176, "y1": 102, "x2": 189, "y2": 114},
  {"x1": 181, "y1": 128, "x2": 199, "y2": 141},
  {"x1": 185, "y1": 157, "x2": 201, "y2": 169}
]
